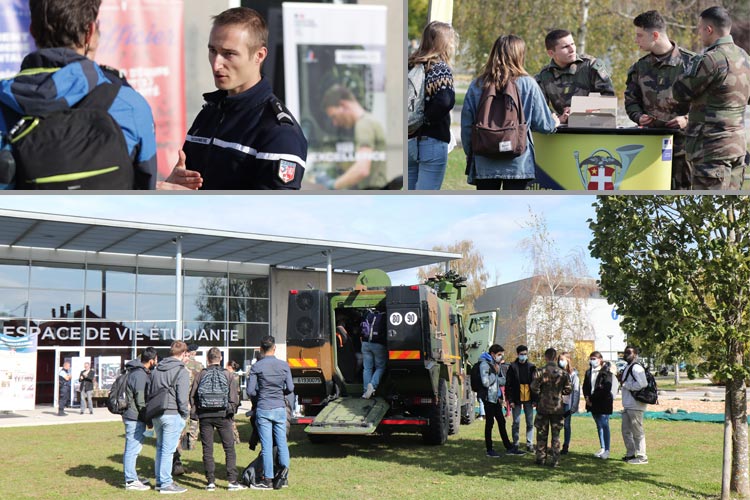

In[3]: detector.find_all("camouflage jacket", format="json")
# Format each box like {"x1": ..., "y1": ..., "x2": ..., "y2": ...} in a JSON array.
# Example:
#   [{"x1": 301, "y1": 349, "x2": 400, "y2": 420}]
[
  {"x1": 624, "y1": 42, "x2": 695, "y2": 128},
  {"x1": 535, "y1": 54, "x2": 614, "y2": 115},
  {"x1": 673, "y1": 35, "x2": 750, "y2": 162},
  {"x1": 530, "y1": 362, "x2": 572, "y2": 415},
  {"x1": 185, "y1": 358, "x2": 204, "y2": 386}
]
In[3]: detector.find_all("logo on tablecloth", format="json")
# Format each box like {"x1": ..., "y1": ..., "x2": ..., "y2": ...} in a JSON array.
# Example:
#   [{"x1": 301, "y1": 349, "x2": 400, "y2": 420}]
[{"x1": 575, "y1": 145, "x2": 644, "y2": 191}]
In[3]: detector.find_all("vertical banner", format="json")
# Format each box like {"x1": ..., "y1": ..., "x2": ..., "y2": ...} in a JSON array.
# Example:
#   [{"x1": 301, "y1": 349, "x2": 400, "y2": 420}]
[
  {"x1": 0, "y1": 1, "x2": 32, "y2": 80},
  {"x1": 98, "y1": 355, "x2": 122, "y2": 391},
  {"x1": 0, "y1": 331, "x2": 37, "y2": 411},
  {"x1": 283, "y1": 3, "x2": 387, "y2": 187},
  {"x1": 98, "y1": 0, "x2": 185, "y2": 179}
]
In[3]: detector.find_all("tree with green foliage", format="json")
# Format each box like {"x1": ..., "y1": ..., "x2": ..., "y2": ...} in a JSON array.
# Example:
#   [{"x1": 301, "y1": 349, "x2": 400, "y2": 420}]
[
  {"x1": 589, "y1": 196, "x2": 750, "y2": 498},
  {"x1": 408, "y1": 0, "x2": 429, "y2": 40},
  {"x1": 451, "y1": 0, "x2": 747, "y2": 102}
]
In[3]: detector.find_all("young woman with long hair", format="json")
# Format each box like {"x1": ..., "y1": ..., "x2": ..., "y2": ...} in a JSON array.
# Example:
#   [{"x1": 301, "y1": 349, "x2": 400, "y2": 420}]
[
  {"x1": 557, "y1": 351, "x2": 580, "y2": 455},
  {"x1": 583, "y1": 351, "x2": 614, "y2": 459},
  {"x1": 460, "y1": 34, "x2": 559, "y2": 190},
  {"x1": 407, "y1": 21, "x2": 457, "y2": 190}
]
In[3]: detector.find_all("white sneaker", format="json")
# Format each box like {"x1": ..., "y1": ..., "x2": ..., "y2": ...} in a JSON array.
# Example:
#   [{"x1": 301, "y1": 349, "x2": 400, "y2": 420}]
[
  {"x1": 593, "y1": 448, "x2": 605, "y2": 458},
  {"x1": 600, "y1": 450, "x2": 610, "y2": 459},
  {"x1": 125, "y1": 480, "x2": 150, "y2": 491},
  {"x1": 362, "y1": 383, "x2": 375, "y2": 399}
]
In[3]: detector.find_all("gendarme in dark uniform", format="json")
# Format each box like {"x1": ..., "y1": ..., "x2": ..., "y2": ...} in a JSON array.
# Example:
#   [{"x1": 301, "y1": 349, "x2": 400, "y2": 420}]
[{"x1": 183, "y1": 78, "x2": 307, "y2": 190}]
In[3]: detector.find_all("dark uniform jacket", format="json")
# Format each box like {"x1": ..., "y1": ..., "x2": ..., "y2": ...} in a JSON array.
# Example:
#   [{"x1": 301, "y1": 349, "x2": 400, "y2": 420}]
[
  {"x1": 123, "y1": 359, "x2": 151, "y2": 422},
  {"x1": 183, "y1": 78, "x2": 307, "y2": 190},
  {"x1": 535, "y1": 54, "x2": 614, "y2": 115}
]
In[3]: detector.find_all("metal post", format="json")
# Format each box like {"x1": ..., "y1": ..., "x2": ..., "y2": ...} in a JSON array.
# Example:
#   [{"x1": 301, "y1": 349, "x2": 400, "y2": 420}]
[
  {"x1": 174, "y1": 236, "x2": 183, "y2": 338},
  {"x1": 607, "y1": 334, "x2": 614, "y2": 362},
  {"x1": 325, "y1": 250, "x2": 332, "y2": 293}
]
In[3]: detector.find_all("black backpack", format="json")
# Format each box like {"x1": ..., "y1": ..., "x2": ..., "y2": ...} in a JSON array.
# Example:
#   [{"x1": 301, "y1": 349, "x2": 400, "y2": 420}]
[
  {"x1": 470, "y1": 360, "x2": 487, "y2": 397},
  {"x1": 471, "y1": 79, "x2": 528, "y2": 159},
  {"x1": 361, "y1": 310, "x2": 386, "y2": 343},
  {"x1": 627, "y1": 364, "x2": 659, "y2": 405},
  {"x1": 196, "y1": 367, "x2": 230, "y2": 410},
  {"x1": 106, "y1": 368, "x2": 130, "y2": 415},
  {"x1": 9, "y1": 82, "x2": 135, "y2": 190}
]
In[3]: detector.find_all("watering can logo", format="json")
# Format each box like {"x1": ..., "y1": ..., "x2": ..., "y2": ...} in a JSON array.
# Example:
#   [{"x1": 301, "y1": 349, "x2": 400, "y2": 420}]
[{"x1": 574, "y1": 145, "x2": 644, "y2": 190}]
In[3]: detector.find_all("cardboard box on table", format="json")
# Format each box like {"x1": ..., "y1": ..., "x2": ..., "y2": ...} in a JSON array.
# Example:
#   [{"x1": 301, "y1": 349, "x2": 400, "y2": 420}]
[{"x1": 567, "y1": 94, "x2": 617, "y2": 128}]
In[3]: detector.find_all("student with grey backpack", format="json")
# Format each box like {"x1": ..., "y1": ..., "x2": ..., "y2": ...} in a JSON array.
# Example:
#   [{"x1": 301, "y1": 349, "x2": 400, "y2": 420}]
[{"x1": 407, "y1": 21, "x2": 457, "y2": 190}]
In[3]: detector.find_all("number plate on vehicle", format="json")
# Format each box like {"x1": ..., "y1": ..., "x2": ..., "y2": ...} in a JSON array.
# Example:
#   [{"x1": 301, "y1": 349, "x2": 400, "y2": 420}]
[{"x1": 293, "y1": 377, "x2": 320, "y2": 384}]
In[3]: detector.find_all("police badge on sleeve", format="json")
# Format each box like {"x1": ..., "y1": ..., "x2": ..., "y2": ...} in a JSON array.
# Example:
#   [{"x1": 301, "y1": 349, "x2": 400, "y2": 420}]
[{"x1": 278, "y1": 160, "x2": 297, "y2": 184}]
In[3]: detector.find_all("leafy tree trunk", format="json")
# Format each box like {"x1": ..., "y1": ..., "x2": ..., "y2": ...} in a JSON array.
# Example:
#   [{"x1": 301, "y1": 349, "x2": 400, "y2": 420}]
[{"x1": 729, "y1": 341, "x2": 750, "y2": 496}]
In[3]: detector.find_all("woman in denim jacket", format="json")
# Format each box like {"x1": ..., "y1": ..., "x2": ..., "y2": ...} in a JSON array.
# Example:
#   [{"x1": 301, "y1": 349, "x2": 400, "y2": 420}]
[{"x1": 461, "y1": 34, "x2": 559, "y2": 190}]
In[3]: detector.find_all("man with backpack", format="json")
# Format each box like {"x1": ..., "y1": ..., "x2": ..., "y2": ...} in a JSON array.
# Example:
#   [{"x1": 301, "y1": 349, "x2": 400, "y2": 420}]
[
  {"x1": 0, "y1": 0, "x2": 157, "y2": 189},
  {"x1": 148, "y1": 341, "x2": 190, "y2": 494},
  {"x1": 617, "y1": 345, "x2": 649, "y2": 464},
  {"x1": 189, "y1": 347, "x2": 244, "y2": 491},
  {"x1": 474, "y1": 345, "x2": 522, "y2": 457},
  {"x1": 122, "y1": 347, "x2": 157, "y2": 491},
  {"x1": 246, "y1": 336, "x2": 294, "y2": 490}
]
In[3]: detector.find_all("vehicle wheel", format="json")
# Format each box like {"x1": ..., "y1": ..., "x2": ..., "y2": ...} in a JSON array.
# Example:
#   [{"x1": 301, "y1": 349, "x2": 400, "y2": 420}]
[
  {"x1": 448, "y1": 376, "x2": 460, "y2": 435},
  {"x1": 461, "y1": 391, "x2": 476, "y2": 425},
  {"x1": 422, "y1": 378, "x2": 449, "y2": 445}
]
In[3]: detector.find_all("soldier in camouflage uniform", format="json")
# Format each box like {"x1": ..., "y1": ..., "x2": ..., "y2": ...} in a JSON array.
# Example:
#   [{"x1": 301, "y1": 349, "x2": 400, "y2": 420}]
[
  {"x1": 673, "y1": 6, "x2": 750, "y2": 190},
  {"x1": 530, "y1": 347, "x2": 572, "y2": 467},
  {"x1": 624, "y1": 11, "x2": 696, "y2": 189},
  {"x1": 535, "y1": 29, "x2": 615, "y2": 122}
]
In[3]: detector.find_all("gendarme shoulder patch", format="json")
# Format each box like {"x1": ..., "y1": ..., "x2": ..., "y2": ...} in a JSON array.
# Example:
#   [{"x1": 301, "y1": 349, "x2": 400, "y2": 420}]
[{"x1": 278, "y1": 159, "x2": 298, "y2": 184}]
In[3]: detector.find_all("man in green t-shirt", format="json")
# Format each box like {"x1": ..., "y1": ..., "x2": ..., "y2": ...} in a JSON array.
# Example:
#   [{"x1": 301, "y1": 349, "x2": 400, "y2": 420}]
[{"x1": 322, "y1": 85, "x2": 387, "y2": 190}]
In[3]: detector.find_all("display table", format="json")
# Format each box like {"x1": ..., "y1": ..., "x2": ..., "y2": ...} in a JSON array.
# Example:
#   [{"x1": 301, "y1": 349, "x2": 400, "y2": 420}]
[{"x1": 532, "y1": 127, "x2": 675, "y2": 190}]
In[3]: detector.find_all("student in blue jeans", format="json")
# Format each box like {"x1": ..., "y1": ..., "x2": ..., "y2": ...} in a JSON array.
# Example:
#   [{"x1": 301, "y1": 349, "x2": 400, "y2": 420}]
[
  {"x1": 583, "y1": 351, "x2": 614, "y2": 460},
  {"x1": 247, "y1": 335, "x2": 294, "y2": 490},
  {"x1": 122, "y1": 347, "x2": 157, "y2": 491},
  {"x1": 407, "y1": 21, "x2": 457, "y2": 190}
]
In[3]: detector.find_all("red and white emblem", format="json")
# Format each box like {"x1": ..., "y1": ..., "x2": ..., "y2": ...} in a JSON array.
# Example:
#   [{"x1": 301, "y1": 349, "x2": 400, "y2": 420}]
[
  {"x1": 278, "y1": 160, "x2": 297, "y2": 184},
  {"x1": 587, "y1": 166, "x2": 614, "y2": 190}
]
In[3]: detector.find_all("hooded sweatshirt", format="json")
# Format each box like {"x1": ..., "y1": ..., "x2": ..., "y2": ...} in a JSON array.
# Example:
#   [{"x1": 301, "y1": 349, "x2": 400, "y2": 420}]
[
  {"x1": 123, "y1": 358, "x2": 151, "y2": 422},
  {"x1": 0, "y1": 48, "x2": 157, "y2": 189},
  {"x1": 149, "y1": 356, "x2": 189, "y2": 419},
  {"x1": 478, "y1": 352, "x2": 505, "y2": 403}
]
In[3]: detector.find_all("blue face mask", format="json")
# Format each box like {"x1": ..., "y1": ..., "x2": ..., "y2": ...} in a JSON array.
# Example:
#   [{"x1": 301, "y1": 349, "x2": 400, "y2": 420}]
[
  {"x1": 558, "y1": 360, "x2": 568, "y2": 368},
  {"x1": 518, "y1": 354, "x2": 528, "y2": 362},
  {"x1": 590, "y1": 359, "x2": 600, "y2": 368}
]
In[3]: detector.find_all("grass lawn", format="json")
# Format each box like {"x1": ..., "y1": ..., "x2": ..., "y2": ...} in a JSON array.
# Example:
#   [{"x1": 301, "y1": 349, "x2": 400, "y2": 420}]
[
  {"x1": 441, "y1": 147, "x2": 473, "y2": 191},
  {"x1": 0, "y1": 416, "x2": 723, "y2": 499}
]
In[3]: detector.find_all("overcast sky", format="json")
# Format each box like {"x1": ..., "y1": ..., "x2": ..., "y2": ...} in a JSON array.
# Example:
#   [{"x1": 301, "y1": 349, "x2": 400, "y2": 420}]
[{"x1": 0, "y1": 195, "x2": 599, "y2": 286}]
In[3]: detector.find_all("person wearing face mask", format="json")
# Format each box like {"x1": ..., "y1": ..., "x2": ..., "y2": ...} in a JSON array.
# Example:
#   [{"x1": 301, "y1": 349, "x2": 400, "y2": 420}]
[
  {"x1": 478, "y1": 345, "x2": 521, "y2": 457},
  {"x1": 582, "y1": 351, "x2": 613, "y2": 460},
  {"x1": 557, "y1": 352, "x2": 580, "y2": 455},
  {"x1": 505, "y1": 345, "x2": 537, "y2": 452},
  {"x1": 617, "y1": 346, "x2": 649, "y2": 464}
]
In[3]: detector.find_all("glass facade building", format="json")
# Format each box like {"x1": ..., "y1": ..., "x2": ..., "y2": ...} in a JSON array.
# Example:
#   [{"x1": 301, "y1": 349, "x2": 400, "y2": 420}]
[{"x1": 0, "y1": 258, "x2": 269, "y2": 398}]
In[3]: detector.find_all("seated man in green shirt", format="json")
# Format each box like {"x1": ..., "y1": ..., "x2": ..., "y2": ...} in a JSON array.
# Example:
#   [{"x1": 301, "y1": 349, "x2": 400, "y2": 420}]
[{"x1": 321, "y1": 85, "x2": 387, "y2": 190}]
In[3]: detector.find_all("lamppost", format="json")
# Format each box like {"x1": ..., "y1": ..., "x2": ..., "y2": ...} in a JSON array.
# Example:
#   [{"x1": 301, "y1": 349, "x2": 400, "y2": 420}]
[{"x1": 607, "y1": 334, "x2": 614, "y2": 362}]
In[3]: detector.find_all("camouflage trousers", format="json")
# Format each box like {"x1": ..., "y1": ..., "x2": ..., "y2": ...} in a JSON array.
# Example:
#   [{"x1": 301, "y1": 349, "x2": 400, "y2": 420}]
[
  {"x1": 178, "y1": 418, "x2": 200, "y2": 451},
  {"x1": 671, "y1": 154, "x2": 691, "y2": 190},
  {"x1": 689, "y1": 156, "x2": 746, "y2": 190},
  {"x1": 231, "y1": 418, "x2": 241, "y2": 445},
  {"x1": 534, "y1": 413, "x2": 564, "y2": 466}
]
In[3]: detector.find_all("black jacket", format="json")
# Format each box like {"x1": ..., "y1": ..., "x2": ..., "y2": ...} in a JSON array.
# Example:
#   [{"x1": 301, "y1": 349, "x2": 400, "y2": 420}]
[
  {"x1": 505, "y1": 360, "x2": 537, "y2": 405},
  {"x1": 123, "y1": 359, "x2": 151, "y2": 422},
  {"x1": 189, "y1": 365, "x2": 240, "y2": 419},
  {"x1": 183, "y1": 78, "x2": 307, "y2": 190},
  {"x1": 78, "y1": 369, "x2": 95, "y2": 392},
  {"x1": 583, "y1": 364, "x2": 614, "y2": 415}
]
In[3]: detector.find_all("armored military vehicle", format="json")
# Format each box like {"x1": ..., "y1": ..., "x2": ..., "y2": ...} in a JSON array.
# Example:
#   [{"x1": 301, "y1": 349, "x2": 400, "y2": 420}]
[{"x1": 287, "y1": 269, "x2": 473, "y2": 445}]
